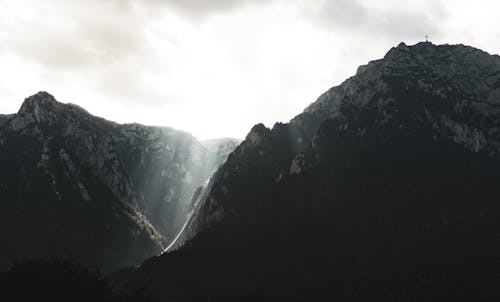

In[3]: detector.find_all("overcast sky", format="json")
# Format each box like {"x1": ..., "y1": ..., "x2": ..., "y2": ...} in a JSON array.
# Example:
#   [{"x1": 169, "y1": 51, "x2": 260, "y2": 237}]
[{"x1": 0, "y1": 0, "x2": 499, "y2": 139}]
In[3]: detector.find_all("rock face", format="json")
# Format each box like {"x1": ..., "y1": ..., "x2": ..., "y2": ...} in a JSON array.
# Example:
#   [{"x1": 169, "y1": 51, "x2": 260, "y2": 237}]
[
  {"x1": 0, "y1": 92, "x2": 237, "y2": 271},
  {"x1": 123, "y1": 43, "x2": 500, "y2": 300}
]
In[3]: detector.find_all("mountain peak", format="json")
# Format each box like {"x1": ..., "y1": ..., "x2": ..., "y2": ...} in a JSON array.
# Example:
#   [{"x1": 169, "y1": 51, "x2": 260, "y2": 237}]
[
  {"x1": 383, "y1": 41, "x2": 433, "y2": 60},
  {"x1": 396, "y1": 41, "x2": 409, "y2": 49},
  {"x1": 31, "y1": 91, "x2": 55, "y2": 100},
  {"x1": 19, "y1": 91, "x2": 63, "y2": 114},
  {"x1": 383, "y1": 41, "x2": 496, "y2": 64},
  {"x1": 22, "y1": 91, "x2": 57, "y2": 105},
  {"x1": 9, "y1": 91, "x2": 68, "y2": 130},
  {"x1": 244, "y1": 123, "x2": 270, "y2": 145}
]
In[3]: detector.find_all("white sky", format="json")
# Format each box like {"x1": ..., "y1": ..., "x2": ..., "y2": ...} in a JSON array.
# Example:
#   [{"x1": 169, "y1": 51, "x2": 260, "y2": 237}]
[{"x1": 0, "y1": 0, "x2": 499, "y2": 139}]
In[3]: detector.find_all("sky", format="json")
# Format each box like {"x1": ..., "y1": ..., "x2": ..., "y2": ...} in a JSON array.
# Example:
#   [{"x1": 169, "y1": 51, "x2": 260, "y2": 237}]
[{"x1": 0, "y1": 0, "x2": 499, "y2": 139}]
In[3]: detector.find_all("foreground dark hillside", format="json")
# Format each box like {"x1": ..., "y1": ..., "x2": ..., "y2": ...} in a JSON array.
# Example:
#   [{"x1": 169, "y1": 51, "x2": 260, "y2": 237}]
[
  {"x1": 0, "y1": 257, "x2": 160, "y2": 302},
  {"x1": 125, "y1": 124, "x2": 500, "y2": 301}
]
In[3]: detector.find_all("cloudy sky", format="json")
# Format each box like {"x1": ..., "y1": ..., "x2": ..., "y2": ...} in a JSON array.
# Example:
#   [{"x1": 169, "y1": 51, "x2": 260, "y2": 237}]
[{"x1": 0, "y1": 0, "x2": 498, "y2": 139}]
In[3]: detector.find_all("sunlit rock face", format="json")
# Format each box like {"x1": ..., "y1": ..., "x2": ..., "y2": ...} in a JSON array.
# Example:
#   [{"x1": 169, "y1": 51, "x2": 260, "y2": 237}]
[
  {"x1": 0, "y1": 92, "x2": 237, "y2": 271},
  {"x1": 187, "y1": 42, "x2": 500, "y2": 239}
]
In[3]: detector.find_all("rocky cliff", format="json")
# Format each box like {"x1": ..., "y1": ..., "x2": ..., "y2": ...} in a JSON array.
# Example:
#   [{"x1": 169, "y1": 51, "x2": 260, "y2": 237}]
[{"x1": 0, "y1": 92, "x2": 237, "y2": 271}]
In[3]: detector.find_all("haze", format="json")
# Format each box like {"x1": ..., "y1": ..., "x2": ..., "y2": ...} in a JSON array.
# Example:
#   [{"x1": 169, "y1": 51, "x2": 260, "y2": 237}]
[{"x1": 0, "y1": 0, "x2": 498, "y2": 139}]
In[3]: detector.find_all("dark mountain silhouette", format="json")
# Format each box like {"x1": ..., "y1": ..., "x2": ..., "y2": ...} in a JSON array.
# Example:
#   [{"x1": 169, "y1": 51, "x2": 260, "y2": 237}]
[
  {"x1": 0, "y1": 92, "x2": 238, "y2": 271},
  {"x1": 121, "y1": 42, "x2": 500, "y2": 301},
  {"x1": 0, "y1": 257, "x2": 160, "y2": 302}
]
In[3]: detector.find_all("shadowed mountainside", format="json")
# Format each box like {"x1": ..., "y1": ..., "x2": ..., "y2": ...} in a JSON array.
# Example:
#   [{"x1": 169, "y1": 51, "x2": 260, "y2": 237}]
[{"x1": 122, "y1": 42, "x2": 500, "y2": 301}]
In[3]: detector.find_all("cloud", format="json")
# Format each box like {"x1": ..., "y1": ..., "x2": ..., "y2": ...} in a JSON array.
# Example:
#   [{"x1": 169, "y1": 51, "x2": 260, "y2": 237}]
[
  {"x1": 303, "y1": 0, "x2": 446, "y2": 41},
  {"x1": 0, "y1": 0, "x2": 174, "y2": 108},
  {"x1": 137, "y1": 0, "x2": 273, "y2": 18},
  {"x1": 0, "y1": 0, "x2": 274, "y2": 111},
  {"x1": 0, "y1": 1, "x2": 149, "y2": 70}
]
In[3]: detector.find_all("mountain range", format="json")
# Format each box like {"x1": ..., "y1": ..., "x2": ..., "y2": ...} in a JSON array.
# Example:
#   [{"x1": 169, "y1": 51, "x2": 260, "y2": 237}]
[{"x1": 2, "y1": 41, "x2": 500, "y2": 301}]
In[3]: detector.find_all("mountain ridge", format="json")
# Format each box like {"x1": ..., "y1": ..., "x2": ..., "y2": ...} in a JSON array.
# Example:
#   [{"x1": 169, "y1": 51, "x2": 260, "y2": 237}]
[
  {"x1": 182, "y1": 41, "x2": 500, "y2": 239},
  {"x1": 121, "y1": 42, "x2": 500, "y2": 301},
  {"x1": 0, "y1": 91, "x2": 238, "y2": 271}
]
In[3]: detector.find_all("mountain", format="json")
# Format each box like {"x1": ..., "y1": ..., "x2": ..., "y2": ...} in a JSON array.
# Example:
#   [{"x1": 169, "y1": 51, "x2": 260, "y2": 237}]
[
  {"x1": 123, "y1": 42, "x2": 500, "y2": 301},
  {"x1": 184, "y1": 41, "x2": 500, "y2": 239},
  {"x1": 0, "y1": 92, "x2": 237, "y2": 271}
]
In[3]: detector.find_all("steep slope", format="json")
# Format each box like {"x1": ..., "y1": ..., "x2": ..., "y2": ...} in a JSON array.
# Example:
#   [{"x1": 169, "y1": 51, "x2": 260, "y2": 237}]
[
  {"x1": 0, "y1": 92, "x2": 236, "y2": 271},
  {"x1": 186, "y1": 41, "x2": 500, "y2": 238},
  {"x1": 124, "y1": 42, "x2": 500, "y2": 301}
]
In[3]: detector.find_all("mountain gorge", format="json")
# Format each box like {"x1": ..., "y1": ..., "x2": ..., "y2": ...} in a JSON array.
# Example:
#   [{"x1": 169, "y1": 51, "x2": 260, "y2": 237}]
[
  {"x1": 122, "y1": 42, "x2": 500, "y2": 301},
  {"x1": 0, "y1": 92, "x2": 238, "y2": 271}
]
